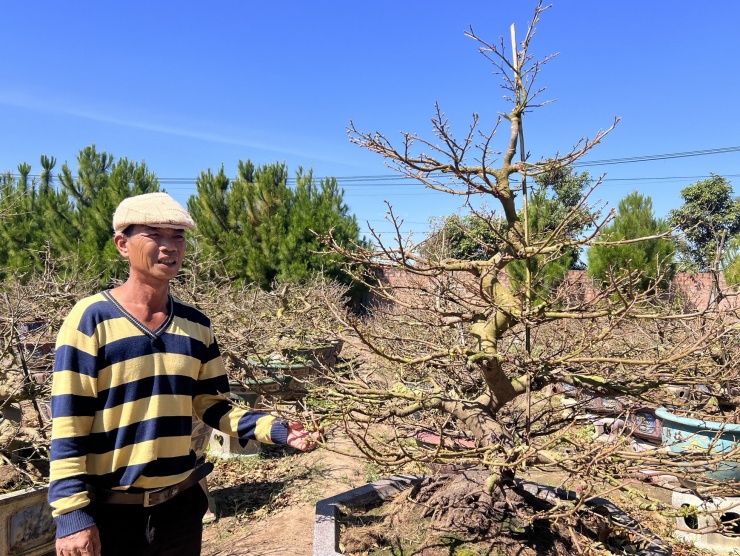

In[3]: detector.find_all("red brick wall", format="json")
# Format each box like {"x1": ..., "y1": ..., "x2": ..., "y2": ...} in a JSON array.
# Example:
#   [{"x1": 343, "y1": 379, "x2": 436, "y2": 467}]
[{"x1": 373, "y1": 268, "x2": 738, "y2": 313}]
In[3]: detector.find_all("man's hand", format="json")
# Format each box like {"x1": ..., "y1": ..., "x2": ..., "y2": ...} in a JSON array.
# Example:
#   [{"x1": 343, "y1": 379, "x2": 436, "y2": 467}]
[
  {"x1": 56, "y1": 525, "x2": 101, "y2": 556},
  {"x1": 285, "y1": 421, "x2": 320, "y2": 451}
]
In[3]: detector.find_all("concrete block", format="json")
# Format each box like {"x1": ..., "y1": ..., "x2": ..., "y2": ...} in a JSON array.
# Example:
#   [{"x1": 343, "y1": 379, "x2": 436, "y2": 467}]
[
  {"x1": 0, "y1": 486, "x2": 55, "y2": 556},
  {"x1": 672, "y1": 490, "x2": 740, "y2": 554},
  {"x1": 207, "y1": 429, "x2": 261, "y2": 459},
  {"x1": 592, "y1": 417, "x2": 626, "y2": 439}
]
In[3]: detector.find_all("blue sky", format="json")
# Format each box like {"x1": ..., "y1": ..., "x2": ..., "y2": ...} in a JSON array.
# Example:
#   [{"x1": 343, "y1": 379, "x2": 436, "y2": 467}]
[{"x1": 1, "y1": 1, "x2": 739, "y2": 240}]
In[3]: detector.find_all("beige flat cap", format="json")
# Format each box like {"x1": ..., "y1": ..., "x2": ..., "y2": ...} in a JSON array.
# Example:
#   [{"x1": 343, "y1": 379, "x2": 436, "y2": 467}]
[{"x1": 112, "y1": 192, "x2": 195, "y2": 233}]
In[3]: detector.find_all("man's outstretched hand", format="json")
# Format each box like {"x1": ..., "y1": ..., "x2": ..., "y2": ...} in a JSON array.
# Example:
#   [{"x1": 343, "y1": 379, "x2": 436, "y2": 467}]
[
  {"x1": 56, "y1": 525, "x2": 101, "y2": 556},
  {"x1": 286, "y1": 421, "x2": 321, "y2": 451}
]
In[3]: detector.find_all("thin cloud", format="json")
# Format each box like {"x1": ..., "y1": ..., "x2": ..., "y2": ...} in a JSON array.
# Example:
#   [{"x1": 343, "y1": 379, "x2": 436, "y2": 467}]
[{"x1": 0, "y1": 93, "x2": 345, "y2": 164}]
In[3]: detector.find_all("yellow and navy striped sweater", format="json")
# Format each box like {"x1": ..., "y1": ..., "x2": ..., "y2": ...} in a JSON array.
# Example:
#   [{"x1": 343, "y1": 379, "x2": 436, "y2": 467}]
[{"x1": 48, "y1": 291, "x2": 287, "y2": 538}]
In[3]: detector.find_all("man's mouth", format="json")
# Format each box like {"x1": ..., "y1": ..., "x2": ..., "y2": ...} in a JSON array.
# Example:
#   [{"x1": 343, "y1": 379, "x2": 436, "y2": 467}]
[{"x1": 159, "y1": 258, "x2": 178, "y2": 267}]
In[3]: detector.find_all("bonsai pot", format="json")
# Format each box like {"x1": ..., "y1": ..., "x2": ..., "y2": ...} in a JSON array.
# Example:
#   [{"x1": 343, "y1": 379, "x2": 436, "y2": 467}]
[
  {"x1": 313, "y1": 475, "x2": 671, "y2": 556},
  {"x1": 248, "y1": 357, "x2": 315, "y2": 382},
  {"x1": 627, "y1": 407, "x2": 664, "y2": 444},
  {"x1": 280, "y1": 338, "x2": 343, "y2": 368},
  {"x1": 655, "y1": 407, "x2": 740, "y2": 482},
  {"x1": 0, "y1": 486, "x2": 55, "y2": 556}
]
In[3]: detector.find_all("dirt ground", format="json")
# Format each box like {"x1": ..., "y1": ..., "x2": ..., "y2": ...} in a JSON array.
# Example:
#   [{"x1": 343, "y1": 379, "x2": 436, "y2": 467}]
[
  {"x1": 201, "y1": 439, "x2": 367, "y2": 556},
  {"x1": 197, "y1": 438, "x2": 690, "y2": 556}
]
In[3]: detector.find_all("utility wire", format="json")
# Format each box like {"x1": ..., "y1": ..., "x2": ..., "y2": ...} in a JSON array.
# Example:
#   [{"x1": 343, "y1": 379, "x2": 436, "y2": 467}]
[
  {"x1": 573, "y1": 146, "x2": 740, "y2": 167},
  {"x1": 4, "y1": 145, "x2": 739, "y2": 186}
]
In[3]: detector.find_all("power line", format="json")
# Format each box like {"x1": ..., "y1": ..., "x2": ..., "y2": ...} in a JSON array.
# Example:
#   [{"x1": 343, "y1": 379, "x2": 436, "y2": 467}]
[
  {"x1": 3, "y1": 146, "x2": 738, "y2": 191},
  {"x1": 260, "y1": 172, "x2": 739, "y2": 192},
  {"x1": 574, "y1": 146, "x2": 740, "y2": 167}
]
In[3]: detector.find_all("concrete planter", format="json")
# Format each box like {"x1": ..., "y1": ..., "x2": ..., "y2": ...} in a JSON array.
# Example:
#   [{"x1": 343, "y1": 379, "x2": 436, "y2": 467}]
[
  {"x1": 314, "y1": 475, "x2": 423, "y2": 556},
  {"x1": 655, "y1": 407, "x2": 740, "y2": 481},
  {"x1": 0, "y1": 486, "x2": 55, "y2": 556},
  {"x1": 582, "y1": 394, "x2": 627, "y2": 415},
  {"x1": 673, "y1": 490, "x2": 740, "y2": 554},
  {"x1": 313, "y1": 475, "x2": 671, "y2": 556},
  {"x1": 281, "y1": 339, "x2": 343, "y2": 368}
]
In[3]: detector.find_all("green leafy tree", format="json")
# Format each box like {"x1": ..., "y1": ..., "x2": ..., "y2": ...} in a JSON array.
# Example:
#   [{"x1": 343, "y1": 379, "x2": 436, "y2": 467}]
[
  {"x1": 721, "y1": 236, "x2": 740, "y2": 286},
  {"x1": 188, "y1": 160, "x2": 364, "y2": 291},
  {"x1": 668, "y1": 174, "x2": 740, "y2": 272},
  {"x1": 421, "y1": 213, "x2": 505, "y2": 262},
  {"x1": 58, "y1": 146, "x2": 161, "y2": 281},
  {"x1": 0, "y1": 146, "x2": 160, "y2": 281},
  {"x1": 0, "y1": 158, "x2": 76, "y2": 278},
  {"x1": 588, "y1": 191, "x2": 675, "y2": 291},
  {"x1": 507, "y1": 167, "x2": 592, "y2": 301}
]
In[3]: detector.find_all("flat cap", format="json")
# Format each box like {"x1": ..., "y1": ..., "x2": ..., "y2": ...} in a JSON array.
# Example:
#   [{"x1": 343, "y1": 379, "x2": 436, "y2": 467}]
[{"x1": 113, "y1": 192, "x2": 195, "y2": 233}]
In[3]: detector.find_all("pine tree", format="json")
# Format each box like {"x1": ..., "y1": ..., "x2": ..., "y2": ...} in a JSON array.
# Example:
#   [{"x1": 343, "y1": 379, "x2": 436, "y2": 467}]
[
  {"x1": 0, "y1": 162, "x2": 66, "y2": 278},
  {"x1": 188, "y1": 160, "x2": 364, "y2": 290},
  {"x1": 506, "y1": 168, "x2": 592, "y2": 302},
  {"x1": 57, "y1": 146, "x2": 160, "y2": 281},
  {"x1": 588, "y1": 191, "x2": 675, "y2": 291},
  {"x1": 280, "y1": 168, "x2": 362, "y2": 283}
]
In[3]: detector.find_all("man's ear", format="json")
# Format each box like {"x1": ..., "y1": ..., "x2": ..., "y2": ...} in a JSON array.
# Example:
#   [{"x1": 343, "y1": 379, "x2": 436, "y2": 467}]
[{"x1": 113, "y1": 232, "x2": 130, "y2": 259}]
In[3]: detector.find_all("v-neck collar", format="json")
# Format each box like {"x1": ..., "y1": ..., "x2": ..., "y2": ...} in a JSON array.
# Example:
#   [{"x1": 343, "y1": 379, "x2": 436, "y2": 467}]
[{"x1": 102, "y1": 290, "x2": 174, "y2": 339}]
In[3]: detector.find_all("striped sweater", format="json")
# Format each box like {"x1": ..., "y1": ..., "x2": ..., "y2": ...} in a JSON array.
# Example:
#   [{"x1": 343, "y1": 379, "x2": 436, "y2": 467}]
[{"x1": 48, "y1": 291, "x2": 288, "y2": 538}]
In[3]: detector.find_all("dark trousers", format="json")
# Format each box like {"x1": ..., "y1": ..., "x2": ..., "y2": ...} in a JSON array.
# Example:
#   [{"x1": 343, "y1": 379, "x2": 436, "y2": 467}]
[{"x1": 92, "y1": 483, "x2": 209, "y2": 556}]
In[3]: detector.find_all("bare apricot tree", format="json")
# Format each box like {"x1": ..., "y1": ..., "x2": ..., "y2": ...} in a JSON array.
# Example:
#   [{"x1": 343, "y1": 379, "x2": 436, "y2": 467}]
[
  {"x1": 319, "y1": 1, "x2": 740, "y2": 540},
  {"x1": 0, "y1": 252, "x2": 102, "y2": 487}
]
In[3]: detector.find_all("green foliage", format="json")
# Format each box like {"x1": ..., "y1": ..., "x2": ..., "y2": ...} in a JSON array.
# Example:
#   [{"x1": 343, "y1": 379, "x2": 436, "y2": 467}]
[
  {"x1": 506, "y1": 168, "x2": 592, "y2": 301},
  {"x1": 0, "y1": 148, "x2": 365, "y2": 294},
  {"x1": 187, "y1": 160, "x2": 366, "y2": 294},
  {"x1": 0, "y1": 146, "x2": 160, "y2": 282},
  {"x1": 588, "y1": 191, "x2": 675, "y2": 291},
  {"x1": 421, "y1": 212, "x2": 505, "y2": 261},
  {"x1": 722, "y1": 236, "x2": 740, "y2": 287},
  {"x1": 364, "y1": 461, "x2": 382, "y2": 483},
  {"x1": 58, "y1": 146, "x2": 160, "y2": 281},
  {"x1": 668, "y1": 175, "x2": 740, "y2": 272},
  {"x1": 0, "y1": 161, "x2": 65, "y2": 277}
]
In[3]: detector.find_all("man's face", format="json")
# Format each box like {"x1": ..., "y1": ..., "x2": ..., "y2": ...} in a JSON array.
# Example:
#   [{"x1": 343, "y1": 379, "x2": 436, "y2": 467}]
[{"x1": 115, "y1": 225, "x2": 187, "y2": 283}]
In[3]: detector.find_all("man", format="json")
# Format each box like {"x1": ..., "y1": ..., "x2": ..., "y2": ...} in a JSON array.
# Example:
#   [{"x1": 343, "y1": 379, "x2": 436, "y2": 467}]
[{"x1": 49, "y1": 192, "x2": 317, "y2": 556}]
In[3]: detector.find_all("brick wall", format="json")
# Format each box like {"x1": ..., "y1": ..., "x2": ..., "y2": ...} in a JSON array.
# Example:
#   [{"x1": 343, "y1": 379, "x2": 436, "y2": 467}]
[{"x1": 373, "y1": 268, "x2": 738, "y2": 313}]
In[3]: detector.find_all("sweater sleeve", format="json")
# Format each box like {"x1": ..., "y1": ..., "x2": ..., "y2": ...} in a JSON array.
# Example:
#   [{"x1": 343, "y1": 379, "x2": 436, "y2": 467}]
[
  {"x1": 48, "y1": 314, "x2": 98, "y2": 538},
  {"x1": 192, "y1": 331, "x2": 288, "y2": 445}
]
